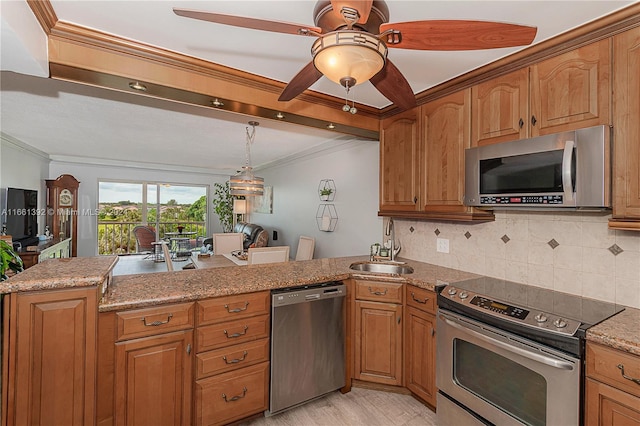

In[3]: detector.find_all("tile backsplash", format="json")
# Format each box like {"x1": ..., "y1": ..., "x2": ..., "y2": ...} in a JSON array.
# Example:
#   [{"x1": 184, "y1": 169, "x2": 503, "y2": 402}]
[{"x1": 394, "y1": 211, "x2": 640, "y2": 309}]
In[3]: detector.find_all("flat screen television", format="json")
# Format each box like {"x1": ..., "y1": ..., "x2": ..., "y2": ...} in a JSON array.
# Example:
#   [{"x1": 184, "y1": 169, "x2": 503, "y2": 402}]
[{"x1": 2, "y1": 187, "x2": 39, "y2": 246}]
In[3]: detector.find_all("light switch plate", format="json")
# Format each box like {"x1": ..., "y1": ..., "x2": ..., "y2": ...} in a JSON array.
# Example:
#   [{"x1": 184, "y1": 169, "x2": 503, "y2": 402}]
[{"x1": 437, "y1": 238, "x2": 450, "y2": 253}]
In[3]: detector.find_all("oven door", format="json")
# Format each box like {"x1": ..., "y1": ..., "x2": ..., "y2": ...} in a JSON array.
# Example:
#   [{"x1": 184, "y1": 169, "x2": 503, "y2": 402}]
[{"x1": 436, "y1": 310, "x2": 581, "y2": 426}]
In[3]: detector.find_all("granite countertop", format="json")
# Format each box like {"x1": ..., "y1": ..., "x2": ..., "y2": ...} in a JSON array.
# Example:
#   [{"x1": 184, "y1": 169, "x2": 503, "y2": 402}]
[
  {"x1": 0, "y1": 255, "x2": 118, "y2": 293},
  {"x1": 100, "y1": 256, "x2": 479, "y2": 312},
  {"x1": 586, "y1": 307, "x2": 640, "y2": 356},
  {"x1": 3, "y1": 254, "x2": 638, "y2": 356}
]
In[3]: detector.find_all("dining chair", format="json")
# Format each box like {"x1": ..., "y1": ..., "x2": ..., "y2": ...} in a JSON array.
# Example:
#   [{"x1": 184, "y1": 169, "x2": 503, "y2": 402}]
[
  {"x1": 133, "y1": 225, "x2": 156, "y2": 253},
  {"x1": 247, "y1": 246, "x2": 290, "y2": 265},
  {"x1": 294, "y1": 236, "x2": 315, "y2": 261},
  {"x1": 212, "y1": 233, "x2": 244, "y2": 255}
]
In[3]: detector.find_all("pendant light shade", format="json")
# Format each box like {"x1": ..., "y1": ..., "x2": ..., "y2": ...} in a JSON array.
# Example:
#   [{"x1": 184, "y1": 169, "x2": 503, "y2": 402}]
[
  {"x1": 229, "y1": 121, "x2": 264, "y2": 196},
  {"x1": 230, "y1": 167, "x2": 264, "y2": 196}
]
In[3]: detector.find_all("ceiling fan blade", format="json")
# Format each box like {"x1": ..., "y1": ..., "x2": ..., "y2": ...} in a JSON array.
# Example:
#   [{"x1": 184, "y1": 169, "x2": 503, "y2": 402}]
[
  {"x1": 279, "y1": 61, "x2": 324, "y2": 101},
  {"x1": 380, "y1": 20, "x2": 537, "y2": 51},
  {"x1": 369, "y1": 59, "x2": 416, "y2": 110},
  {"x1": 173, "y1": 8, "x2": 321, "y2": 36},
  {"x1": 330, "y1": 1, "x2": 373, "y2": 24}
]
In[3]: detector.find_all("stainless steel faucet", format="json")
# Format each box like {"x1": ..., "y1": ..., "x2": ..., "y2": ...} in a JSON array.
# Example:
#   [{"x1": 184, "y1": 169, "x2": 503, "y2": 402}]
[{"x1": 384, "y1": 218, "x2": 401, "y2": 261}]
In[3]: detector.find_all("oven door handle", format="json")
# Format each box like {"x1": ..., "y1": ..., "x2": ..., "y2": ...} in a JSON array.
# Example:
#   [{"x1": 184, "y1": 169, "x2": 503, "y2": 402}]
[
  {"x1": 562, "y1": 140, "x2": 575, "y2": 202},
  {"x1": 440, "y1": 313, "x2": 576, "y2": 371}
]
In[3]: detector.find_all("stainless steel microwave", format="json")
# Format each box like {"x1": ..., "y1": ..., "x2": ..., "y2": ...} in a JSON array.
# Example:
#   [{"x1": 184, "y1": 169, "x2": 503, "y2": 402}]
[{"x1": 464, "y1": 125, "x2": 611, "y2": 210}]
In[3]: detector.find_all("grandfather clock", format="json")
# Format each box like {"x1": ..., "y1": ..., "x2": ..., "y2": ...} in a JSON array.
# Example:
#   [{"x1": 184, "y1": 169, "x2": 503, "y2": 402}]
[{"x1": 46, "y1": 174, "x2": 80, "y2": 257}]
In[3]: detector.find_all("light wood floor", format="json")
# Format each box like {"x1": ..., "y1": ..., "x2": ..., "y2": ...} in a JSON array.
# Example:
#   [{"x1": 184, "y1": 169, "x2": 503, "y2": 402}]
[{"x1": 243, "y1": 387, "x2": 437, "y2": 426}]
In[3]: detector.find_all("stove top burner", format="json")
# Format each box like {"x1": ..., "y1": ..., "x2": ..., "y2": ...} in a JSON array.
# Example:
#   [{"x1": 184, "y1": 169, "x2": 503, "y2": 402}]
[{"x1": 437, "y1": 276, "x2": 624, "y2": 357}]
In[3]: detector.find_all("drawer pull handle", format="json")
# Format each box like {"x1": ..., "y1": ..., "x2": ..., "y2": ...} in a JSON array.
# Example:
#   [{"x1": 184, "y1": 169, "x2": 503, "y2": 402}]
[
  {"x1": 618, "y1": 364, "x2": 640, "y2": 385},
  {"x1": 225, "y1": 302, "x2": 249, "y2": 313},
  {"x1": 411, "y1": 292, "x2": 429, "y2": 304},
  {"x1": 141, "y1": 313, "x2": 173, "y2": 327},
  {"x1": 223, "y1": 351, "x2": 248, "y2": 364},
  {"x1": 224, "y1": 325, "x2": 249, "y2": 338},
  {"x1": 369, "y1": 287, "x2": 388, "y2": 296},
  {"x1": 222, "y1": 387, "x2": 247, "y2": 402}
]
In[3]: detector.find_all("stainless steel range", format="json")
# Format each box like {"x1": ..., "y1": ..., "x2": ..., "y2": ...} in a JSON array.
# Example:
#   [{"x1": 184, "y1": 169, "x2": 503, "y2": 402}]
[{"x1": 436, "y1": 277, "x2": 624, "y2": 426}]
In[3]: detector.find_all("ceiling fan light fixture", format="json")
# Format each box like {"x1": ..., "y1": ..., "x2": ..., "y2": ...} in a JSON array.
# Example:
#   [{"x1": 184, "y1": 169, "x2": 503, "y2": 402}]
[{"x1": 312, "y1": 31, "x2": 387, "y2": 86}]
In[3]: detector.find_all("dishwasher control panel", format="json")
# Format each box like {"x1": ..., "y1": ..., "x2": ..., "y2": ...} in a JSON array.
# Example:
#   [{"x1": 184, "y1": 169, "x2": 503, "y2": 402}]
[{"x1": 271, "y1": 282, "x2": 345, "y2": 307}]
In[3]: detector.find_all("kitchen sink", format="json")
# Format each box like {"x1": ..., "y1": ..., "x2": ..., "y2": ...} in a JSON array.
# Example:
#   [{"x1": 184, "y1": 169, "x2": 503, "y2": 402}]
[{"x1": 349, "y1": 262, "x2": 414, "y2": 275}]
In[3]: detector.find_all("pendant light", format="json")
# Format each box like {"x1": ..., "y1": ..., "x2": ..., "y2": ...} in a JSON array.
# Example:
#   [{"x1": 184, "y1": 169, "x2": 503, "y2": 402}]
[{"x1": 229, "y1": 121, "x2": 264, "y2": 196}]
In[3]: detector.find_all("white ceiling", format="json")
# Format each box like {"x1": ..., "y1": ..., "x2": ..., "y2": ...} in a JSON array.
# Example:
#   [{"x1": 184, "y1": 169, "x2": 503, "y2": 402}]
[{"x1": 1, "y1": 0, "x2": 636, "y2": 174}]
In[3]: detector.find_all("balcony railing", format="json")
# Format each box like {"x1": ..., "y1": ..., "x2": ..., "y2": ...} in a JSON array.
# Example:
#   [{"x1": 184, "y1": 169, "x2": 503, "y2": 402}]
[{"x1": 98, "y1": 221, "x2": 206, "y2": 255}]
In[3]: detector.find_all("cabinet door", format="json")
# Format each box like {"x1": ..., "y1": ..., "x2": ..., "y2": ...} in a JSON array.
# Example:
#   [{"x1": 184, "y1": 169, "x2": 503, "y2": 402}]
[
  {"x1": 404, "y1": 307, "x2": 436, "y2": 406},
  {"x1": 612, "y1": 27, "x2": 640, "y2": 221},
  {"x1": 354, "y1": 300, "x2": 402, "y2": 386},
  {"x1": 379, "y1": 107, "x2": 420, "y2": 212},
  {"x1": 6, "y1": 287, "x2": 97, "y2": 426},
  {"x1": 421, "y1": 89, "x2": 471, "y2": 213},
  {"x1": 530, "y1": 39, "x2": 611, "y2": 136},
  {"x1": 585, "y1": 378, "x2": 640, "y2": 426},
  {"x1": 115, "y1": 330, "x2": 193, "y2": 426},
  {"x1": 471, "y1": 68, "x2": 529, "y2": 146}
]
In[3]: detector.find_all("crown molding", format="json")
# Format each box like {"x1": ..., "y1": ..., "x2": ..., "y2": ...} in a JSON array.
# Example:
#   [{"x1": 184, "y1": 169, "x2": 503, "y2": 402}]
[{"x1": 1, "y1": 132, "x2": 51, "y2": 161}]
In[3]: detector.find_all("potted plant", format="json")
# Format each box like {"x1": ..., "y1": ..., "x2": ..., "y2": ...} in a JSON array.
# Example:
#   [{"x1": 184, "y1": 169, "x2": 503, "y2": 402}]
[
  {"x1": 0, "y1": 240, "x2": 24, "y2": 281},
  {"x1": 211, "y1": 182, "x2": 234, "y2": 232},
  {"x1": 320, "y1": 187, "x2": 333, "y2": 201}
]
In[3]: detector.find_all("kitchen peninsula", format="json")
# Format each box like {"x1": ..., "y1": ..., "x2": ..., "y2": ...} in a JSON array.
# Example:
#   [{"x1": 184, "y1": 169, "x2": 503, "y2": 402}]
[{"x1": 1, "y1": 256, "x2": 638, "y2": 425}]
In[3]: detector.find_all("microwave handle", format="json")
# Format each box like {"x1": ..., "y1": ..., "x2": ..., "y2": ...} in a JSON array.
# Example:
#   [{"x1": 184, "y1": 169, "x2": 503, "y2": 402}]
[{"x1": 562, "y1": 140, "x2": 575, "y2": 201}]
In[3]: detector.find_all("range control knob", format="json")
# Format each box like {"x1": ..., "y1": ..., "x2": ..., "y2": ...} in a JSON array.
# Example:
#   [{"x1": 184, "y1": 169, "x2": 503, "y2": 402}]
[
  {"x1": 459, "y1": 291, "x2": 468, "y2": 300},
  {"x1": 447, "y1": 287, "x2": 457, "y2": 296},
  {"x1": 534, "y1": 313, "x2": 548, "y2": 323},
  {"x1": 554, "y1": 318, "x2": 568, "y2": 328}
]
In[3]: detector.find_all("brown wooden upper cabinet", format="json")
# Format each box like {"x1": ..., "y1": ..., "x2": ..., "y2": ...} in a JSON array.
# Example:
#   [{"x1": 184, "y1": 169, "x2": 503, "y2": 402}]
[
  {"x1": 472, "y1": 39, "x2": 611, "y2": 147},
  {"x1": 610, "y1": 26, "x2": 640, "y2": 229},
  {"x1": 379, "y1": 91, "x2": 493, "y2": 221},
  {"x1": 379, "y1": 108, "x2": 421, "y2": 213},
  {"x1": 420, "y1": 90, "x2": 472, "y2": 216}
]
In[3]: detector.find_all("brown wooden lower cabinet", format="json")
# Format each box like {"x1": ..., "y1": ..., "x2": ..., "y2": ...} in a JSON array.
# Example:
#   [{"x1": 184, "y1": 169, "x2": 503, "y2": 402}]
[
  {"x1": 404, "y1": 306, "x2": 436, "y2": 406},
  {"x1": 354, "y1": 299, "x2": 403, "y2": 386},
  {"x1": 3, "y1": 286, "x2": 98, "y2": 426},
  {"x1": 195, "y1": 361, "x2": 269, "y2": 426},
  {"x1": 585, "y1": 342, "x2": 640, "y2": 425},
  {"x1": 114, "y1": 330, "x2": 193, "y2": 426}
]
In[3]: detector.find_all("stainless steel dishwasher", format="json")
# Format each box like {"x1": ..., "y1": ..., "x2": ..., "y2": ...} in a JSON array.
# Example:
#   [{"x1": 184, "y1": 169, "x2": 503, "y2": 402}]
[{"x1": 268, "y1": 281, "x2": 346, "y2": 415}]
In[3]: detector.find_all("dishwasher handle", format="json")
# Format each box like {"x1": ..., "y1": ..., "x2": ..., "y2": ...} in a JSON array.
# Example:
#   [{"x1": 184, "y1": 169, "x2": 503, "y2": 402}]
[{"x1": 272, "y1": 283, "x2": 346, "y2": 307}]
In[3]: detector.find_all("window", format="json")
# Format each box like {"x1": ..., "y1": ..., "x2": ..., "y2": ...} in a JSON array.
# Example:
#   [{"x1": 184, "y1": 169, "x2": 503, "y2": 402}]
[{"x1": 98, "y1": 181, "x2": 207, "y2": 255}]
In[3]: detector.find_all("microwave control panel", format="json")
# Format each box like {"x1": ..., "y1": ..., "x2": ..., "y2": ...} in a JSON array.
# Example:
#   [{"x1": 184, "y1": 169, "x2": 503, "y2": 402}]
[{"x1": 480, "y1": 195, "x2": 564, "y2": 205}]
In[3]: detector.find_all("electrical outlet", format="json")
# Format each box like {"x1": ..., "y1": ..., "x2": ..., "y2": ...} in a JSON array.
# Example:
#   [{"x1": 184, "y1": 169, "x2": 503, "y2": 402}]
[{"x1": 436, "y1": 238, "x2": 450, "y2": 253}]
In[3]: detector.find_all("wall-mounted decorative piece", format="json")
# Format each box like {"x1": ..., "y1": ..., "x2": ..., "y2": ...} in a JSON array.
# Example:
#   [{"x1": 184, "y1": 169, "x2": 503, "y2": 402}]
[
  {"x1": 316, "y1": 204, "x2": 338, "y2": 232},
  {"x1": 252, "y1": 185, "x2": 273, "y2": 214},
  {"x1": 318, "y1": 179, "x2": 336, "y2": 201}
]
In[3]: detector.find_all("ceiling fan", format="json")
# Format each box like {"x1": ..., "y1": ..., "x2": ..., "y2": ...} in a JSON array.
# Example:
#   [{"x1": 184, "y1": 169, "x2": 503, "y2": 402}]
[{"x1": 174, "y1": 1, "x2": 537, "y2": 111}]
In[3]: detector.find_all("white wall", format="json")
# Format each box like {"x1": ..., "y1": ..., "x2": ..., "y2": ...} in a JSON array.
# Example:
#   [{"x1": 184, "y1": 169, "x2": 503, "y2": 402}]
[
  {"x1": 251, "y1": 139, "x2": 381, "y2": 259},
  {"x1": 396, "y1": 212, "x2": 640, "y2": 309},
  {"x1": 1, "y1": 135, "x2": 50, "y2": 235},
  {"x1": 49, "y1": 160, "x2": 229, "y2": 257}
]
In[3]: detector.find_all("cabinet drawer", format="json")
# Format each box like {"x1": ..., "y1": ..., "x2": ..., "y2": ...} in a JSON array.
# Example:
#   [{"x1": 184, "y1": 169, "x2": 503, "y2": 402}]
[
  {"x1": 195, "y1": 362, "x2": 269, "y2": 426},
  {"x1": 355, "y1": 280, "x2": 403, "y2": 303},
  {"x1": 116, "y1": 302, "x2": 195, "y2": 341},
  {"x1": 405, "y1": 285, "x2": 436, "y2": 314},
  {"x1": 197, "y1": 314, "x2": 270, "y2": 352},
  {"x1": 197, "y1": 291, "x2": 270, "y2": 326},
  {"x1": 196, "y1": 338, "x2": 269, "y2": 379},
  {"x1": 587, "y1": 342, "x2": 640, "y2": 398}
]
